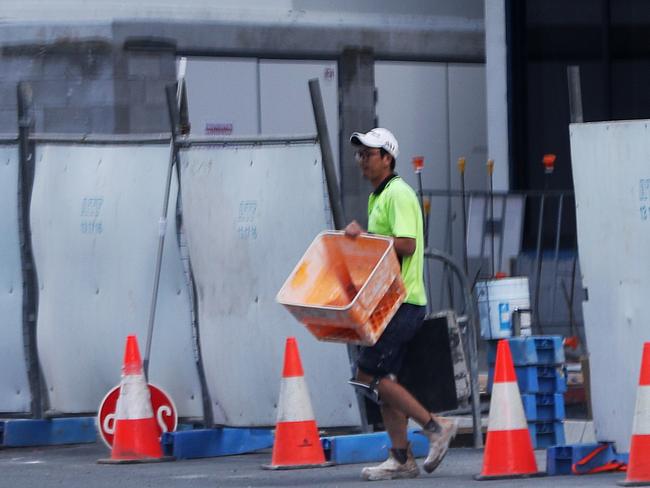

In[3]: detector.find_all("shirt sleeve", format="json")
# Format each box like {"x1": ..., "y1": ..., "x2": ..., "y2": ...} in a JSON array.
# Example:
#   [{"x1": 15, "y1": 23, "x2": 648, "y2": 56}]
[{"x1": 387, "y1": 187, "x2": 419, "y2": 239}]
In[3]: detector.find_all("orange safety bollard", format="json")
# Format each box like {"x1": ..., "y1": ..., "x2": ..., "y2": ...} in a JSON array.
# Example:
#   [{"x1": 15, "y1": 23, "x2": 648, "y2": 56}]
[
  {"x1": 263, "y1": 337, "x2": 331, "y2": 470},
  {"x1": 619, "y1": 343, "x2": 650, "y2": 486},
  {"x1": 98, "y1": 335, "x2": 173, "y2": 464},
  {"x1": 476, "y1": 340, "x2": 544, "y2": 480}
]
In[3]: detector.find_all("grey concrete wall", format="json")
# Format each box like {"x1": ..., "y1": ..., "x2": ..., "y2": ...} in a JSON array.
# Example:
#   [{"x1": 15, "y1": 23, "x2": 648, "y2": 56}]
[
  {"x1": 3, "y1": 0, "x2": 483, "y2": 22},
  {"x1": 0, "y1": 37, "x2": 176, "y2": 134}
]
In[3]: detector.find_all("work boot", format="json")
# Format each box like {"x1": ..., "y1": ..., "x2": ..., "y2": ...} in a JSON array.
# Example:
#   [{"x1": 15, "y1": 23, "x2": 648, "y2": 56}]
[
  {"x1": 361, "y1": 445, "x2": 419, "y2": 481},
  {"x1": 422, "y1": 416, "x2": 459, "y2": 473}
]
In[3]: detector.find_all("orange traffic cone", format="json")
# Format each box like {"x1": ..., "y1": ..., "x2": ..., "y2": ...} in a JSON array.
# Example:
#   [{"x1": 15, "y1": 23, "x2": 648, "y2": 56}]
[
  {"x1": 619, "y1": 342, "x2": 650, "y2": 486},
  {"x1": 263, "y1": 337, "x2": 331, "y2": 470},
  {"x1": 475, "y1": 339, "x2": 544, "y2": 480},
  {"x1": 98, "y1": 335, "x2": 173, "y2": 464}
]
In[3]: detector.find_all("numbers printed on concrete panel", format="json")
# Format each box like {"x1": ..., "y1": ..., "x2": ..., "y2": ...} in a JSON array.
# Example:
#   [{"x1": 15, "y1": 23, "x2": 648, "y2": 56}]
[
  {"x1": 237, "y1": 200, "x2": 258, "y2": 239},
  {"x1": 81, "y1": 196, "x2": 104, "y2": 234},
  {"x1": 640, "y1": 179, "x2": 650, "y2": 221}
]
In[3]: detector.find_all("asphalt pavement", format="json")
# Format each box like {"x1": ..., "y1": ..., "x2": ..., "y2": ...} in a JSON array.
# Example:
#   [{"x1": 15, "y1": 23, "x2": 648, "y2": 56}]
[{"x1": 0, "y1": 441, "x2": 626, "y2": 488}]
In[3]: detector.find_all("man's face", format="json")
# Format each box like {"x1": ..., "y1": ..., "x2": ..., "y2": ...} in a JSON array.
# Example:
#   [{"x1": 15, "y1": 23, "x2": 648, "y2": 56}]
[{"x1": 355, "y1": 146, "x2": 391, "y2": 182}]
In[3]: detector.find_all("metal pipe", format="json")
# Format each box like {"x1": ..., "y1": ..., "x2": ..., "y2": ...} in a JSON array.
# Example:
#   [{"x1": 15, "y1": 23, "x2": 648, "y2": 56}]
[
  {"x1": 533, "y1": 190, "x2": 547, "y2": 334},
  {"x1": 143, "y1": 84, "x2": 181, "y2": 379},
  {"x1": 308, "y1": 78, "x2": 346, "y2": 230},
  {"x1": 30, "y1": 133, "x2": 171, "y2": 144},
  {"x1": 416, "y1": 171, "x2": 428, "y2": 248},
  {"x1": 550, "y1": 194, "x2": 564, "y2": 323},
  {"x1": 497, "y1": 194, "x2": 507, "y2": 272},
  {"x1": 458, "y1": 157, "x2": 469, "y2": 275},
  {"x1": 425, "y1": 249, "x2": 482, "y2": 449},
  {"x1": 17, "y1": 81, "x2": 43, "y2": 419},
  {"x1": 184, "y1": 134, "x2": 318, "y2": 146},
  {"x1": 567, "y1": 66, "x2": 584, "y2": 124},
  {"x1": 28, "y1": 132, "x2": 318, "y2": 146},
  {"x1": 487, "y1": 159, "x2": 495, "y2": 276},
  {"x1": 422, "y1": 188, "x2": 571, "y2": 198}
]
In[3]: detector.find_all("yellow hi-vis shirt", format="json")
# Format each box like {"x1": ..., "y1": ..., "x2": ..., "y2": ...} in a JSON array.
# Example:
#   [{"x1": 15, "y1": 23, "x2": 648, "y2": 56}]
[{"x1": 367, "y1": 175, "x2": 427, "y2": 306}]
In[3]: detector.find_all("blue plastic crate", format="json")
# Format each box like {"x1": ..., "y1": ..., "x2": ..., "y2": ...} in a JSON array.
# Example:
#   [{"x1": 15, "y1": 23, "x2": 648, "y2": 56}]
[
  {"x1": 488, "y1": 365, "x2": 567, "y2": 394},
  {"x1": 488, "y1": 336, "x2": 565, "y2": 366},
  {"x1": 528, "y1": 421, "x2": 565, "y2": 449},
  {"x1": 521, "y1": 393, "x2": 565, "y2": 421},
  {"x1": 546, "y1": 442, "x2": 628, "y2": 476}
]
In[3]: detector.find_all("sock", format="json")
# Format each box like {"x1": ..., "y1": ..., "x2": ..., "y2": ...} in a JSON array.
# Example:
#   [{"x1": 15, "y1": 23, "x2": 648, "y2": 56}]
[
  {"x1": 391, "y1": 448, "x2": 408, "y2": 464},
  {"x1": 423, "y1": 417, "x2": 441, "y2": 433}
]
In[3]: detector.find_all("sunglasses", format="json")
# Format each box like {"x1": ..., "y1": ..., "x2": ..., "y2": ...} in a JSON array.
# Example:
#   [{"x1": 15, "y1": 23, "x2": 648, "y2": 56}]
[{"x1": 354, "y1": 148, "x2": 382, "y2": 161}]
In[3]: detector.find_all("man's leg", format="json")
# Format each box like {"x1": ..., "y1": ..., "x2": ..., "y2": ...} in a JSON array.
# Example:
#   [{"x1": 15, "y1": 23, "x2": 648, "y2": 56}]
[
  {"x1": 356, "y1": 369, "x2": 458, "y2": 476},
  {"x1": 356, "y1": 370, "x2": 431, "y2": 431},
  {"x1": 355, "y1": 370, "x2": 419, "y2": 481},
  {"x1": 380, "y1": 404, "x2": 408, "y2": 449}
]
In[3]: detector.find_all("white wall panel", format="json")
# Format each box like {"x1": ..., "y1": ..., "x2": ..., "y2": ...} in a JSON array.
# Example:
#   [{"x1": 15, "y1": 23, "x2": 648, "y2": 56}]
[
  {"x1": 570, "y1": 120, "x2": 650, "y2": 450},
  {"x1": 31, "y1": 144, "x2": 202, "y2": 417},
  {"x1": 260, "y1": 60, "x2": 339, "y2": 179},
  {"x1": 179, "y1": 142, "x2": 360, "y2": 427},
  {"x1": 185, "y1": 58, "x2": 259, "y2": 136},
  {"x1": 0, "y1": 144, "x2": 31, "y2": 413}
]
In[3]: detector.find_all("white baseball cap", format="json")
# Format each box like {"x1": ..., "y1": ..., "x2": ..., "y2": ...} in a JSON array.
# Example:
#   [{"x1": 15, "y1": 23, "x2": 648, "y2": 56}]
[{"x1": 350, "y1": 128, "x2": 399, "y2": 159}]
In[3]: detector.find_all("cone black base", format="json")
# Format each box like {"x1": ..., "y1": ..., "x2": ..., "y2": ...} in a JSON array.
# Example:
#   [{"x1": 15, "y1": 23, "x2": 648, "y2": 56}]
[
  {"x1": 98, "y1": 456, "x2": 175, "y2": 465},
  {"x1": 475, "y1": 471, "x2": 546, "y2": 481},
  {"x1": 262, "y1": 461, "x2": 333, "y2": 470},
  {"x1": 618, "y1": 480, "x2": 650, "y2": 486}
]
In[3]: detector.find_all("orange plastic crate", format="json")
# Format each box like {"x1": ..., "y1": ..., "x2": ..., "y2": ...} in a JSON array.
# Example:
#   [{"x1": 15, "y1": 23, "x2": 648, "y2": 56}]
[{"x1": 277, "y1": 231, "x2": 406, "y2": 346}]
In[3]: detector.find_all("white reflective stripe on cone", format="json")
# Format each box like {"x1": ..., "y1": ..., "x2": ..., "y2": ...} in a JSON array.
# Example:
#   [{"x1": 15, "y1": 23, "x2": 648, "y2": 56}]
[
  {"x1": 115, "y1": 374, "x2": 154, "y2": 420},
  {"x1": 277, "y1": 376, "x2": 315, "y2": 423},
  {"x1": 633, "y1": 385, "x2": 650, "y2": 435},
  {"x1": 488, "y1": 381, "x2": 528, "y2": 431}
]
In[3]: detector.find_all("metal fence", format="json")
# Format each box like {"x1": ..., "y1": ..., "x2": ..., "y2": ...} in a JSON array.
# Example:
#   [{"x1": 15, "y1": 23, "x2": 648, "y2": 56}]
[{"x1": 421, "y1": 188, "x2": 583, "y2": 342}]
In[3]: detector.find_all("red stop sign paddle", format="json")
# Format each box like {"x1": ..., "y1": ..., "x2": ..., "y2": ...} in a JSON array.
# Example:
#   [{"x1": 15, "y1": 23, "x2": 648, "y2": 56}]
[{"x1": 97, "y1": 383, "x2": 178, "y2": 448}]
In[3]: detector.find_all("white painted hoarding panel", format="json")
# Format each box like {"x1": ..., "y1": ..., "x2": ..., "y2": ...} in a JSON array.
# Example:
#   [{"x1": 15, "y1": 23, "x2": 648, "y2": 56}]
[
  {"x1": 31, "y1": 144, "x2": 202, "y2": 417},
  {"x1": 0, "y1": 144, "x2": 31, "y2": 413},
  {"x1": 570, "y1": 120, "x2": 650, "y2": 450},
  {"x1": 180, "y1": 142, "x2": 360, "y2": 427}
]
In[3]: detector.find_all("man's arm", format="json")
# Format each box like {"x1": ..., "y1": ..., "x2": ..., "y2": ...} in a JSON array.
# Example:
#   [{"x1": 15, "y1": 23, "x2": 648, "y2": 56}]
[
  {"x1": 393, "y1": 237, "x2": 416, "y2": 257},
  {"x1": 345, "y1": 220, "x2": 415, "y2": 257}
]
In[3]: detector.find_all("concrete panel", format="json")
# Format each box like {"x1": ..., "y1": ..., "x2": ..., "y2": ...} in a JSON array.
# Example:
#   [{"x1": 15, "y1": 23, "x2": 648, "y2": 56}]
[
  {"x1": 31, "y1": 143, "x2": 202, "y2": 417},
  {"x1": 179, "y1": 141, "x2": 360, "y2": 427},
  {"x1": 570, "y1": 120, "x2": 650, "y2": 450},
  {"x1": 0, "y1": 143, "x2": 31, "y2": 413},
  {"x1": 448, "y1": 64, "x2": 487, "y2": 193}
]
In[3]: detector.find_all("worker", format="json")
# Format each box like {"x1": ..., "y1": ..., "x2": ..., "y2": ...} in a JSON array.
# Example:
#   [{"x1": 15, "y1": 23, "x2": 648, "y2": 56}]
[{"x1": 345, "y1": 128, "x2": 458, "y2": 481}]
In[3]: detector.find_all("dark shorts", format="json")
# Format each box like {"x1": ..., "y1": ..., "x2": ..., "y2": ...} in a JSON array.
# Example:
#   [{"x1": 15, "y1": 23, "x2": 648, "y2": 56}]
[{"x1": 356, "y1": 303, "x2": 426, "y2": 377}]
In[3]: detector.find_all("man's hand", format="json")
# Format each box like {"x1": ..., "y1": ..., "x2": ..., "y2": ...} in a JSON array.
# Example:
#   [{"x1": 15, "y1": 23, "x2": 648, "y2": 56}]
[{"x1": 344, "y1": 220, "x2": 364, "y2": 238}]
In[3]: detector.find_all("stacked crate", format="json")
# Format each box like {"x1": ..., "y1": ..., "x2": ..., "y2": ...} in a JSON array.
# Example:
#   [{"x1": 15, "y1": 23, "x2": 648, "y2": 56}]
[{"x1": 487, "y1": 336, "x2": 566, "y2": 448}]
